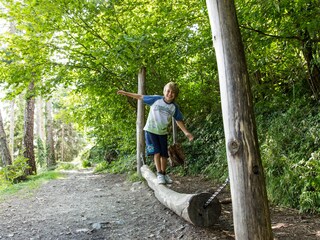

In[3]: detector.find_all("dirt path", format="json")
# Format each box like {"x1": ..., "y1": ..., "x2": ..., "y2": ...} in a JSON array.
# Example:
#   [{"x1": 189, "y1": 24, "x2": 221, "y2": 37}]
[{"x1": 0, "y1": 169, "x2": 319, "y2": 240}]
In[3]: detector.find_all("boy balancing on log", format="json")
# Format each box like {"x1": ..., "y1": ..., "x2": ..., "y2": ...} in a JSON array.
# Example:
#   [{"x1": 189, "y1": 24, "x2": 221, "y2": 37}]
[{"x1": 117, "y1": 82, "x2": 194, "y2": 184}]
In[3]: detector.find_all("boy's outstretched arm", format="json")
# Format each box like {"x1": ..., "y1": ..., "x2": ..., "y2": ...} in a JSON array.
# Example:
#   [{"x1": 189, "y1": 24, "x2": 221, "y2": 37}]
[
  {"x1": 176, "y1": 120, "x2": 194, "y2": 141},
  {"x1": 117, "y1": 90, "x2": 143, "y2": 100}
]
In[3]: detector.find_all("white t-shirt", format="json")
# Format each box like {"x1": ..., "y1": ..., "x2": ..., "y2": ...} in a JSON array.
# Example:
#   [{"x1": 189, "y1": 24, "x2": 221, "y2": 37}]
[{"x1": 143, "y1": 95, "x2": 183, "y2": 135}]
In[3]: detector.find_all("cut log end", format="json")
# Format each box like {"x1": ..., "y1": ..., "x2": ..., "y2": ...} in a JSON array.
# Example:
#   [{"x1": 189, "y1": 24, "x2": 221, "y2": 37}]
[
  {"x1": 188, "y1": 193, "x2": 221, "y2": 227},
  {"x1": 141, "y1": 165, "x2": 221, "y2": 227}
]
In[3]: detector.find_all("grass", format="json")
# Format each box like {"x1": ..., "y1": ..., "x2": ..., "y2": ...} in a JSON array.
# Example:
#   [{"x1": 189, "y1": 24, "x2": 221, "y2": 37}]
[{"x1": 0, "y1": 171, "x2": 64, "y2": 202}]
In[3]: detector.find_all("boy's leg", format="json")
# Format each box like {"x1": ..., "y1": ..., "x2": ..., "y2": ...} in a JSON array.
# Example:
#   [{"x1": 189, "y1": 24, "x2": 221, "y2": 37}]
[
  {"x1": 154, "y1": 154, "x2": 165, "y2": 184},
  {"x1": 158, "y1": 134, "x2": 169, "y2": 174},
  {"x1": 154, "y1": 153, "x2": 162, "y2": 173},
  {"x1": 158, "y1": 135, "x2": 173, "y2": 184},
  {"x1": 160, "y1": 157, "x2": 167, "y2": 173},
  {"x1": 147, "y1": 132, "x2": 165, "y2": 184},
  {"x1": 160, "y1": 156, "x2": 172, "y2": 183}
]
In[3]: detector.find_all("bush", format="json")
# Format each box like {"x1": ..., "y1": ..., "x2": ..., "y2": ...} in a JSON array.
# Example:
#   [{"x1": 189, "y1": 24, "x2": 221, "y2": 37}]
[
  {"x1": 181, "y1": 113, "x2": 228, "y2": 181},
  {"x1": 81, "y1": 159, "x2": 92, "y2": 168},
  {"x1": 0, "y1": 156, "x2": 30, "y2": 185},
  {"x1": 298, "y1": 151, "x2": 320, "y2": 213},
  {"x1": 94, "y1": 155, "x2": 136, "y2": 175},
  {"x1": 94, "y1": 161, "x2": 108, "y2": 172},
  {"x1": 56, "y1": 162, "x2": 79, "y2": 170},
  {"x1": 258, "y1": 98, "x2": 320, "y2": 213}
]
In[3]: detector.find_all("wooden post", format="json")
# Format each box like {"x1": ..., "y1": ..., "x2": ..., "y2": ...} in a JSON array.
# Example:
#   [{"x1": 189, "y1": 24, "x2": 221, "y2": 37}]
[
  {"x1": 141, "y1": 165, "x2": 221, "y2": 227},
  {"x1": 206, "y1": 1, "x2": 273, "y2": 239},
  {"x1": 136, "y1": 67, "x2": 146, "y2": 175}
]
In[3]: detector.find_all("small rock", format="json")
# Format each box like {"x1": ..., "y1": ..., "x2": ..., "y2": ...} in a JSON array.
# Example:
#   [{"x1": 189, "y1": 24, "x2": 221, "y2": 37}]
[
  {"x1": 115, "y1": 220, "x2": 125, "y2": 225},
  {"x1": 76, "y1": 228, "x2": 90, "y2": 233},
  {"x1": 92, "y1": 223, "x2": 101, "y2": 230}
]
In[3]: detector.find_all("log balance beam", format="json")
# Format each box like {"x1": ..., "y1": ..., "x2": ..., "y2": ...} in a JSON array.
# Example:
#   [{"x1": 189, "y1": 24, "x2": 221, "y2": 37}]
[{"x1": 141, "y1": 165, "x2": 221, "y2": 227}]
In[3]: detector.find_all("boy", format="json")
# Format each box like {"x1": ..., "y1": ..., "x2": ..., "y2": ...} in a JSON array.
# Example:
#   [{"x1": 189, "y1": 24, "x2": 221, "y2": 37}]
[{"x1": 117, "y1": 82, "x2": 194, "y2": 184}]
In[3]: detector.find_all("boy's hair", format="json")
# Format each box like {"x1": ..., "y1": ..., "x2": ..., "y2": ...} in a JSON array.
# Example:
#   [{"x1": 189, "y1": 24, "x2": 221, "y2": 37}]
[{"x1": 163, "y1": 82, "x2": 179, "y2": 97}]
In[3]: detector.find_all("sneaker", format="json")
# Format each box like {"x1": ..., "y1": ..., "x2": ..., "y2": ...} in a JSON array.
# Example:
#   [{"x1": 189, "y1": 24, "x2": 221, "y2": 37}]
[
  {"x1": 157, "y1": 173, "x2": 166, "y2": 184},
  {"x1": 164, "y1": 174, "x2": 173, "y2": 184}
]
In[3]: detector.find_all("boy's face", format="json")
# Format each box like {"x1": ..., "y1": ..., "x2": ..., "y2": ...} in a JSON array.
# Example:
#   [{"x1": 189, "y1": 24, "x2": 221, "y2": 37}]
[{"x1": 164, "y1": 87, "x2": 176, "y2": 103}]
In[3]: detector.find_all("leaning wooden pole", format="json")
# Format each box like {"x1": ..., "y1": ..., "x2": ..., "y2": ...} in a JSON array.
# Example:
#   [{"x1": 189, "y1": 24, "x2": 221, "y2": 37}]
[
  {"x1": 136, "y1": 67, "x2": 146, "y2": 175},
  {"x1": 141, "y1": 165, "x2": 221, "y2": 227},
  {"x1": 206, "y1": 1, "x2": 273, "y2": 239}
]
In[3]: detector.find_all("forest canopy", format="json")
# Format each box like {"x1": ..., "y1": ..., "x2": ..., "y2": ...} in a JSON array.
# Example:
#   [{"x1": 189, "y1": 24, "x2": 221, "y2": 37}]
[{"x1": 0, "y1": 0, "x2": 319, "y2": 213}]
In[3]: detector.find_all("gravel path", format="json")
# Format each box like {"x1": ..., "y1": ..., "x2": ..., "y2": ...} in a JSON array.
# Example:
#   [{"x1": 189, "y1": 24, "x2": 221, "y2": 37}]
[{"x1": 0, "y1": 169, "x2": 319, "y2": 240}]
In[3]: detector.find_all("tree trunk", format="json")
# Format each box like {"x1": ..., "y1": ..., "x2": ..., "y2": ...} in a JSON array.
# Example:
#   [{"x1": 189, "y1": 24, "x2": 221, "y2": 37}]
[
  {"x1": 0, "y1": 107, "x2": 12, "y2": 166},
  {"x1": 61, "y1": 123, "x2": 64, "y2": 161},
  {"x1": 206, "y1": 1, "x2": 273, "y2": 239},
  {"x1": 300, "y1": 31, "x2": 320, "y2": 99},
  {"x1": 141, "y1": 165, "x2": 221, "y2": 227},
  {"x1": 36, "y1": 97, "x2": 45, "y2": 141},
  {"x1": 9, "y1": 99, "x2": 15, "y2": 159},
  {"x1": 45, "y1": 99, "x2": 55, "y2": 169},
  {"x1": 136, "y1": 67, "x2": 146, "y2": 175},
  {"x1": 23, "y1": 81, "x2": 37, "y2": 175}
]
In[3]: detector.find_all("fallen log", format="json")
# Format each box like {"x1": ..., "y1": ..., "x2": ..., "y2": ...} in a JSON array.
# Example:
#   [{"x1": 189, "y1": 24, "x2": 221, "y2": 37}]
[{"x1": 141, "y1": 165, "x2": 221, "y2": 227}]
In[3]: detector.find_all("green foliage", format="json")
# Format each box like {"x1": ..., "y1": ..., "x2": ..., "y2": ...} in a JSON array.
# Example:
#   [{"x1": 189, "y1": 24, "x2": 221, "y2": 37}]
[
  {"x1": 93, "y1": 154, "x2": 142, "y2": 182},
  {"x1": 237, "y1": 0, "x2": 320, "y2": 100},
  {"x1": 298, "y1": 151, "x2": 320, "y2": 213},
  {"x1": 0, "y1": 0, "x2": 319, "y2": 214},
  {"x1": 127, "y1": 172, "x2": 144, "y2": 182},
  {"x1": 0, "y1": 170, "x2": 63, "y2": 199},
  {"x1": 0, "y1": 156, "x2": 29, "y2": 185},
  {"x1": 258, "y1": 99, "x2": 320, "y2": 213},
  {"x1": 56, "y1": 162, "x2": 79, "y2": 171},
  {"x1": 54, "y1": 121, "x2": 86, "y2": 162},
  {"x1": 180, "y1": 113, "x2": 228, "y2": 181},
  {"x1": 81, "y1": 159, "x2": 92, "y2": 168},
  {"x1": 94, "y1": 155, "x2": 136, "y2": 175},
  {"x1": 94, "y1": 161, "x2": 108, "y2": 173}
]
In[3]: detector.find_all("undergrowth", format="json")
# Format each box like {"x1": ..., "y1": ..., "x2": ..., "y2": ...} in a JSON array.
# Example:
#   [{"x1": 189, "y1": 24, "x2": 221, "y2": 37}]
[
  {"x1": 258, "y1": 98, "x2": 320, "y2": 213},
  {"x1": 93, "y1": 155, "x2": 143, "y2": 182},
  {"x1": 0, "y1": 171, "x2": 63, "y2": 201}
]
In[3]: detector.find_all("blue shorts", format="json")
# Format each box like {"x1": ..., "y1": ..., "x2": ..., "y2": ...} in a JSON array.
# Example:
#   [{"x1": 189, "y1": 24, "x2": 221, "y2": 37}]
[{"x1": 145, "y1": 131, "x2": 169, "y2": 158}]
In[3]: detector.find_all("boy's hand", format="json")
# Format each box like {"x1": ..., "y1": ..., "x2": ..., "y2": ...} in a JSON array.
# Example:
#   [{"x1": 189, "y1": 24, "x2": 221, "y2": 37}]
[
  {"x1": 186, "y1": 133, "x2": 194, "y2": 142},
  {"x1": 117, "y1": 90, "x2": 126, "y2": 95}
]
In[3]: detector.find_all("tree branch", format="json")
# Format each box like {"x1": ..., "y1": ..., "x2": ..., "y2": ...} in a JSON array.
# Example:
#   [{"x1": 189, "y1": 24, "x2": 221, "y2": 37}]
[{"x1": 240, "y1": 25, "x2": 320, "y2": 43}]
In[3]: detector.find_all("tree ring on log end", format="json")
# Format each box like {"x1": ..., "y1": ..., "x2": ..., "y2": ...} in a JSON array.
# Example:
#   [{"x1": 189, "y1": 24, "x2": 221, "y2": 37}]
[{"x1": 187, "y1": 192, "x2": 221, "y2": 227}]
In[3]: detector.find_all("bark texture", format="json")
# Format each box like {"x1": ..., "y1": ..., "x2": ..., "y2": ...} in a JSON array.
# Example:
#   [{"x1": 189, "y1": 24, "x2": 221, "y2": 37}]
[
  {"x1": 23, "y1": 81, "x2": 36, "y2": 175},
  {"x1": 0, "y1": 108, "x2": 12, "y2": 166},
  {"x1": 46, "y1": 99, "x2": 55, "y2": 169},
  {"x1": 206, "y1": 0, "x2": 273, "y2": 239}
]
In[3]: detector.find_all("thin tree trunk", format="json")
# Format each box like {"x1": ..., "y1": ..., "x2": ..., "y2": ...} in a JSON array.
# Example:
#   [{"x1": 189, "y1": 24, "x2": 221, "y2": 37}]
[
  {"x1": 206, "y1": 1, "x2": 273, "y2": 239},
  {"x1": 300, "y1": 31, "x2": 320, "y2": 99},
  {"x1": 0, "y1": 107, "x2": 12, "y2": 166},
  {"x1": 23, "y1": 81, "x2": 36, "y2": 175},
  {"x1": 9, "y1": 99, "x2": 15, "y2": 159},
  {"x1": 45, "y1": 99, "x2": 55, "y2": 168},
  {"x1": 61, "y1": 123, "x2": 64, "y2": 162},
  {"x1": 36, "y1": 97, "x2": 45, "y2": 141},
  {"x1": 136, "y1": 66, "x2": 146, "y2": 175}
]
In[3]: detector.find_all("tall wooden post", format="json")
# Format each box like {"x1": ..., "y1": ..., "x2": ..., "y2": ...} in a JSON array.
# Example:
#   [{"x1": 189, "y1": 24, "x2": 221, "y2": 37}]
[
  {"x1": 206, "y1": 1, "x2": 273, "y2": 239},
  {"x1": 136, "y1": 67, "x2": 146, "y2": 175}
]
